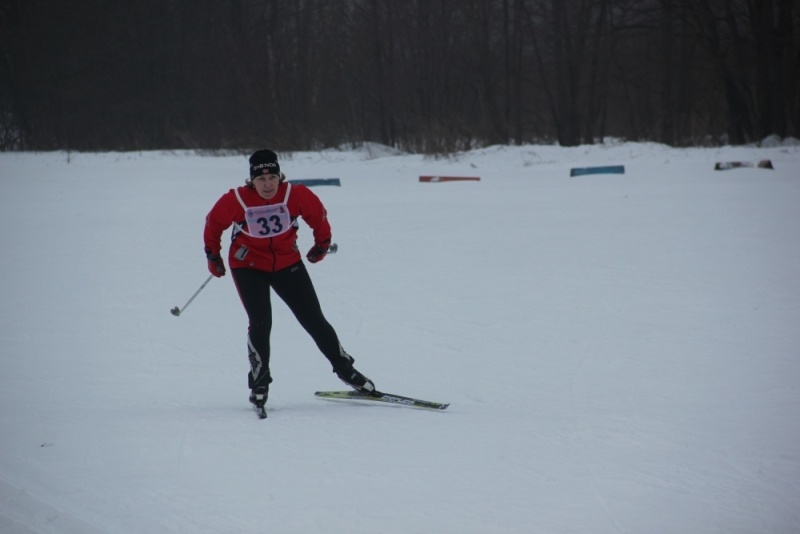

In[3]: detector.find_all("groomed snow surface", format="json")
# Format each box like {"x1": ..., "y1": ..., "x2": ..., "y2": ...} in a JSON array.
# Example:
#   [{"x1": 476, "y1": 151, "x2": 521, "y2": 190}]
[{"x1": 1, "y1": 142, "x2": 799, "y2": 533}]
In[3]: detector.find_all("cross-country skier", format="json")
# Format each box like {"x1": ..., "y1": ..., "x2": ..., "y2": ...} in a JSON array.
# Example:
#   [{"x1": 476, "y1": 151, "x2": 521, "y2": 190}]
[{"x1": 203, "y1": 149, "x2": 375, "y2": 412}]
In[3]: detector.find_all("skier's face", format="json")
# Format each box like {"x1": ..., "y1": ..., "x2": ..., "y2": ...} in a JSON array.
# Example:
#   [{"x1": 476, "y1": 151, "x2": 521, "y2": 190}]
[{"x1": 252, "y1": 174, "x2": 281, "y2": 200}]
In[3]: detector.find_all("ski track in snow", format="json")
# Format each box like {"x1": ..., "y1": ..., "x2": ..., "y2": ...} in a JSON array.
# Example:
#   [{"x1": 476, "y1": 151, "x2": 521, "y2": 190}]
[{"x1": 0, "y1": 476, "x2": 110, "y2": 534}]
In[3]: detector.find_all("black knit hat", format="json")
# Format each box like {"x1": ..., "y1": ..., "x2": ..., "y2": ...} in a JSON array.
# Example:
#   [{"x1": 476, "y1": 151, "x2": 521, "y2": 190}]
[{"x1": 249, "y1": 149, "x2": 280, "y2": 178}]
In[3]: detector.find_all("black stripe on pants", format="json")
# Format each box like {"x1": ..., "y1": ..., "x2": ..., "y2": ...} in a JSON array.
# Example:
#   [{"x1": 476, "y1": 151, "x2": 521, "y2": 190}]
[{"x1": 232, "y1": 262, "x2": 342, "y2": 388}]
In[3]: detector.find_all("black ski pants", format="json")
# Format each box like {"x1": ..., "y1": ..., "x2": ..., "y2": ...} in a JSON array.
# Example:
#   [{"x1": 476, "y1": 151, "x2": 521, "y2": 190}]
[{"x1": 232, "y1": 262, "x2": 342, "y2": 390}]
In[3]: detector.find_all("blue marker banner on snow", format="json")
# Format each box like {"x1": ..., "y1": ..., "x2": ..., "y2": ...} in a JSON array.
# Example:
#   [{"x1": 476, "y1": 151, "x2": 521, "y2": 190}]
[
  {"x1": 290, "y1": 178, "x2": 341, "y2": 187},
  {"x1": 570, "y1": 165, "x2": 625, "y2": 177}
]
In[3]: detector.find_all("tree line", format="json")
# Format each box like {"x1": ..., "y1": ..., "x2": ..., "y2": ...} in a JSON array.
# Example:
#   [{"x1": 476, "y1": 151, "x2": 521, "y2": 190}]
[{"x1": 1, "y1": 0, "x2": 797, "y2": 152}]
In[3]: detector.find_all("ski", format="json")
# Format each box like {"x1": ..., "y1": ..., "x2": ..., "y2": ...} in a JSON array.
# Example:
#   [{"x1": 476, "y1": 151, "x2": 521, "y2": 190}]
[{"x1": 314, "y1": 390, "x2": 449, "y2": 411}]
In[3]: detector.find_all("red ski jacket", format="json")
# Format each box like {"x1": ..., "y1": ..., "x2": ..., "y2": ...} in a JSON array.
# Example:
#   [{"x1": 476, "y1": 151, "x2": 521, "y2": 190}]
[{"x1": 204, "y1": 182, "x2": 332, "y2": 272}]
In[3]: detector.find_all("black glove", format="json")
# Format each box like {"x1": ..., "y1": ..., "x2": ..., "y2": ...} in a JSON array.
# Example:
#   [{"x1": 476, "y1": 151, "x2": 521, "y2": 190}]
[
  {"x1": 205, "y1": 247, "x2": 226, "y2": 277},
  {"x1": 306, "y1": 242, "x2": 330, "y2": 264}
]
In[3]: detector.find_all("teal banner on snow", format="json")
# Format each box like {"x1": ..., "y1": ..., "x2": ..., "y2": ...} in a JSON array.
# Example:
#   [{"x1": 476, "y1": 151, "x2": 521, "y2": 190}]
[
  {"x1": 290, "y1": 178, "x2": 341, "y2": 187},
  {"x1": 570, "y1": 165, "x2": 625, "y2": 177}
]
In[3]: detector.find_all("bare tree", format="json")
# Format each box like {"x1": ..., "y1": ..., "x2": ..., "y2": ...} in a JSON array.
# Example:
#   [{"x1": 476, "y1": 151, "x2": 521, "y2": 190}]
[{"x1": 1, "y1": 0, "x2": 797, "y2": 151}]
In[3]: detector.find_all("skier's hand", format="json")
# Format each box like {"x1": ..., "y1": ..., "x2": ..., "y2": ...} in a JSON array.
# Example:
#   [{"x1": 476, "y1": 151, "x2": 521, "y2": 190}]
[
  {"x1": 205, "y1": 248, "x2": 226, "y2": 277},
  {"x1": 306, "y1": 242, "x2": 329, "y2": 264}
]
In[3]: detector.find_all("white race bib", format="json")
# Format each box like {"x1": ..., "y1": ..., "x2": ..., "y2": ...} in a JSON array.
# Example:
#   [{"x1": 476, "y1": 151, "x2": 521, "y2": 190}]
[
  {"x1": 233, "y1": 184, "x2": 293, "y2": 239},
  {"x1": 243, "y1": 203, "x2": 292, "y2": 238}
]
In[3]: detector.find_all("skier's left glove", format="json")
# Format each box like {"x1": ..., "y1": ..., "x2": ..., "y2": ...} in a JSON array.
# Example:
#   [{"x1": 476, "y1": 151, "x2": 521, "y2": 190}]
[{"x1": 306, "y1": 241, "x2": 330, "y2": 263}]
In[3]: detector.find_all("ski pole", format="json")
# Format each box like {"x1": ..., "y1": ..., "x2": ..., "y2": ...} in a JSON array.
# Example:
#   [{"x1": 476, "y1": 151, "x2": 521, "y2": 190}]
[{"x1": 170, "y1": 274, "x2": 213, "y2": 317}]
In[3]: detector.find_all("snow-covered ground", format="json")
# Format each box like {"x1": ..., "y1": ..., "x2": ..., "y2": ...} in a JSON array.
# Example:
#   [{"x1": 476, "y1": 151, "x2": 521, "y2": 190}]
[{"x1": 1, "y1": 141, "x2": 799, "y2": 533}]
